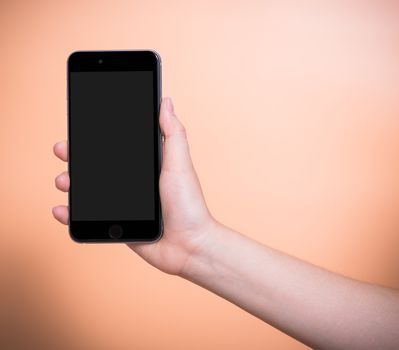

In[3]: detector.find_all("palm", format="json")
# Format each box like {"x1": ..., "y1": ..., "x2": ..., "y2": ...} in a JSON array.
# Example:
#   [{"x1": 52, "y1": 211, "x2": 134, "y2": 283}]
[{"x1": 127, "y1": 151, "x2": 213, "y2": 275}]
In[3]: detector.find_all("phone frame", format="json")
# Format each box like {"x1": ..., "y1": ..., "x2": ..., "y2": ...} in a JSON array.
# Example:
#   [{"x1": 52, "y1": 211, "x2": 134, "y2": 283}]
[{"x1": 67, "y1": 50, "x2": 163, "y2": 243}]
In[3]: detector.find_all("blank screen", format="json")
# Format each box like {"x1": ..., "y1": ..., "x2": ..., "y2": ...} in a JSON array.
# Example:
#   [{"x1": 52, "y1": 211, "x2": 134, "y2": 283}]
[{"x1": 70, "y1": 71, "x2": 155, "y2": 221}]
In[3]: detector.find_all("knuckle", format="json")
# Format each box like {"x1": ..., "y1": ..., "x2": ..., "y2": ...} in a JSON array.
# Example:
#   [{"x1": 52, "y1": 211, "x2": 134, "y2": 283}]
[{"x1": 176, "y1": 124, "x2": 187, "y2": 138}]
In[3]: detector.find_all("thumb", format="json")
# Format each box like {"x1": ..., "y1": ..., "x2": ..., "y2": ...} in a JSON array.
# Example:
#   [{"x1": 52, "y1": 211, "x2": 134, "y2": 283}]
[{"x1": 159, "y1": 97, "x2": 194, "y2": 173}]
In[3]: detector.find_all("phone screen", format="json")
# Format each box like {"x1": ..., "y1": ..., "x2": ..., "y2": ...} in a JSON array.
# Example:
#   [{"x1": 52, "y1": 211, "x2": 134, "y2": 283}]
[{"x1": 69, "y1": 71, "x2": 155, "y2": 221}]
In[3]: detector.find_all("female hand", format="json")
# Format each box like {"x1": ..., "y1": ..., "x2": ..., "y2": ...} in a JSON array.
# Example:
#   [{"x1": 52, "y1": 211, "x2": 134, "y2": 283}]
[{"x1": 53, "y1": 97, "x2": 217, "y2": 275}]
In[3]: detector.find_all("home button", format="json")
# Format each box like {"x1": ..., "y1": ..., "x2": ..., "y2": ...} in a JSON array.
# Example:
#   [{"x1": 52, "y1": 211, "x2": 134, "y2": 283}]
[{"x1": 108, "y1": 224, "x2": 123, "y2": 239}]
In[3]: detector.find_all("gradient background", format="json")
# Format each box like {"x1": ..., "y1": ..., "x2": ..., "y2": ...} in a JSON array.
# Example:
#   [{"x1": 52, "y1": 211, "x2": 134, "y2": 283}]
[{"x1": 1, "y1": 1, "x2": 399, "y2": 349}]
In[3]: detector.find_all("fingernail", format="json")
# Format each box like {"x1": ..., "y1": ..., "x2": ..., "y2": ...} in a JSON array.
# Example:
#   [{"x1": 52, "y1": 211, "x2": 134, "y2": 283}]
[{"x1": 165, "y1": 97, "x2": 174, "y2": 114}]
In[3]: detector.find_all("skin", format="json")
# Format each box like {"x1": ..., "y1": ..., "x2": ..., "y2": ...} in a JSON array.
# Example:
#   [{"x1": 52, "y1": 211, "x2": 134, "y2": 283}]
[{"x1": 53, "y1": 97, "x2": 399, "y2": 349}]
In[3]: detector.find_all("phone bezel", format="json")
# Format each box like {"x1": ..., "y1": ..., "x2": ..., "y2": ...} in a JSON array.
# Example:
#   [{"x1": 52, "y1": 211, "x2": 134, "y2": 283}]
[{"x1": 67, "y1": 50, "x2": 163, "y2": 243}]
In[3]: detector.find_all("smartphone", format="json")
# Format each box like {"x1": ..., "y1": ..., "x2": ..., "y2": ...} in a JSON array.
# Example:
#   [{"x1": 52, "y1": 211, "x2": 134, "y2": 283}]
[{"x1": 67, "y1": 50, "x2": 163, "y2": 243}]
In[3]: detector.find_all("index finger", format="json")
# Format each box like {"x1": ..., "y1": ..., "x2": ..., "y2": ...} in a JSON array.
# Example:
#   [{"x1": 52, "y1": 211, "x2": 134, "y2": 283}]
[{"x1": 53, "y1": 140, "x2": 68, "y2": 162}]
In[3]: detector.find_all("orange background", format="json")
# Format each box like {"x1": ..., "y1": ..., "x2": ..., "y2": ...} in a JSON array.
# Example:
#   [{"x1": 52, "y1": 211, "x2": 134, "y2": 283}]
[{"x1": 1, "y1": 1, "x2": 399, "y2": 349}]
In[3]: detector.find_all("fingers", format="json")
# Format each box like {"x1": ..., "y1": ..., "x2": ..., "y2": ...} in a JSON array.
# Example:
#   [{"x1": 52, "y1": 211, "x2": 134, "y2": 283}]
[
  {"x1": 54, "y1": 140, "x2": 68, "y2": 162},
  {"x1": 53, "y1": 141, "x2": 68, "y2": 225},
  {"x1": 159, "y1": 97, "x2": 194, "y2": 173},
  {"x1": 52, "y1": 205, "x2": 69, "y2": 225},
  {"x1": 55, "y1": 171, "x2": 70, "y2": 192},
  {"x1": 159, "y1": 97, "x2": 176, "y2": 138}
]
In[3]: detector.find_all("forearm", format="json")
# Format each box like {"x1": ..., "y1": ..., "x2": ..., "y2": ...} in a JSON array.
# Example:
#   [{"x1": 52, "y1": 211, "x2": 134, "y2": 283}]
[{"x1": 180, "y1": 221, "x2": 399, "y2": 350}]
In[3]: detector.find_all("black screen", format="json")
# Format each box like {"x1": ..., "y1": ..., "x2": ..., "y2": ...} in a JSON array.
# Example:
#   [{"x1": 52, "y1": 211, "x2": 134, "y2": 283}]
[{"x1": 70, "y1": 71, "x2": 155, "y2": 221}]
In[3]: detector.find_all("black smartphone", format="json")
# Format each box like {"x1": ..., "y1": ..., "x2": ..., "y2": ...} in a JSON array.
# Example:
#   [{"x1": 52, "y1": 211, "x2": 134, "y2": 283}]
[{"x1": 67, "y1": 50, "x2": 163, "y2": 243}]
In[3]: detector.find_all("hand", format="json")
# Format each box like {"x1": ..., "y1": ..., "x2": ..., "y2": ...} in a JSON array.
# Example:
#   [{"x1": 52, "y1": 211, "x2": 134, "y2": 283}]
[{"x1": 53, "y1": 97, "x2": 217, "y2": 275}]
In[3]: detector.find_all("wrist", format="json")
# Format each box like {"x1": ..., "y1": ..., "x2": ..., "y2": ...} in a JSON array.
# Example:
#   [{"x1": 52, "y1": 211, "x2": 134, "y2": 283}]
[{"x1": 179, "y1": 219, "x2": 235, "y2": 284}]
